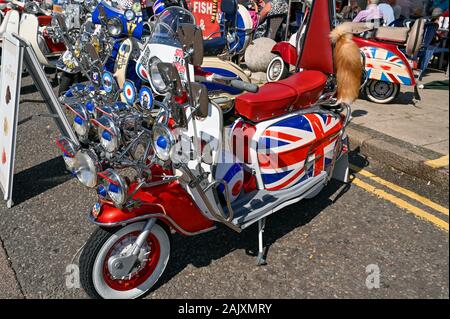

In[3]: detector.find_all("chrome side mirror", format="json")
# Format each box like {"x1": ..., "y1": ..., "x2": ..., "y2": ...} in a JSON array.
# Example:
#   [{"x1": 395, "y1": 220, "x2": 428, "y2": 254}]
[
  {"x1": 177, "y1": 23, "x2": 204, "y2": 66},
  {"x1": 85, "y1": 43, "x2": 99, "y2": 61},
  {"x1": 157, "y1": 63, "x2": 183, "y2": 96},
  {"x1": 190, "y1": 82, "x2": 209, "y2": 118},
  {"x1": 55, "y1": 14, "x2": 68, "y2": 33}
]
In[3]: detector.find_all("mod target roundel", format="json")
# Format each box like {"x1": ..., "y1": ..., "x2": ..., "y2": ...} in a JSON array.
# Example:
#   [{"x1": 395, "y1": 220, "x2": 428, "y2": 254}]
[
  {"x1": 136, "y1": 63, "x2": 149, "y2": 82},
  {"x1": 123, "y1": 80, "x2": 137, "y2": 105},
  {"x1": 101, "y1": 72, "x2": 115, "y2": 94},
  {"x1": 139, "y1": 86, "x2": 154, "y2": 111}
]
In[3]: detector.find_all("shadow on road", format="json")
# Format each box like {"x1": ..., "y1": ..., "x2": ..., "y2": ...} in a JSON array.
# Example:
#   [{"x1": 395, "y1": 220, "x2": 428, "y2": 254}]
[
  {"x1": 12, "y1": 156, "x2": 72, "y2": 205},
  {"x1": 152, "y1": 177, "x2": 351, "y2": 294},
  {"x1": 394, "y1": 91, "x2": 415, "y2": 105}
]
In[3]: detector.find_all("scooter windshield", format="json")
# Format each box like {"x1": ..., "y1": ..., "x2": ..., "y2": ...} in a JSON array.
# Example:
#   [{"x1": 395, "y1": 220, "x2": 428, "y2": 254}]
[{"x1": 150, "y1": 6, "x2": 196, "y2": 47}]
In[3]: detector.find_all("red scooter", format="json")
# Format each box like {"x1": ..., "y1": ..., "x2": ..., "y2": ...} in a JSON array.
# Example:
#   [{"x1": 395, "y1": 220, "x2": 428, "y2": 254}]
[
  {"x1": 57, "y1": 0, "x2": 361, "y2": 299},
  {"x1": 267, "y1": 19, "x2": 423, "y2": 104}
]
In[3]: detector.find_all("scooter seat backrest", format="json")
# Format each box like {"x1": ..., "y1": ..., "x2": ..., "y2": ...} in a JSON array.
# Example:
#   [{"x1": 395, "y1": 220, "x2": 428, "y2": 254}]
[
  {"x1": 405, "y1": 18, "x2": 425, "y2": 57},
  {"x1": 298, "y1": 0, "x2": 333, "y2": 75},
  {"x1": 375, "y1": 26, "x2": 409, "y2": 43}
]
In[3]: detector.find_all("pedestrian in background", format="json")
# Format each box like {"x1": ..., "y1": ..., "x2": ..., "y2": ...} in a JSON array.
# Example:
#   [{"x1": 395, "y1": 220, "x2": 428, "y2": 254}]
[
  {"x1": 379, "y1": 0, "x2": 396, "y2": 24},
  {"x1": 341, "y1": 0, "x2": 362, "y2": 20},
  {"x1": 353, "y1": 0, "x2": 383, "y2": 22}
]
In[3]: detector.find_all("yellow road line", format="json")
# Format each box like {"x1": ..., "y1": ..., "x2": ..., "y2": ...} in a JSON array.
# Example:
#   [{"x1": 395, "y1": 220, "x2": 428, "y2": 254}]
[
  {"x1": 352, "y1": 177, "x2": 449, "y2": 232},
  {"x1": 350, "y1": 165, "x2": 449, "y2": 217},
  {"x1": 425, "y1": 155, "x2": 449, "y2": 169}
]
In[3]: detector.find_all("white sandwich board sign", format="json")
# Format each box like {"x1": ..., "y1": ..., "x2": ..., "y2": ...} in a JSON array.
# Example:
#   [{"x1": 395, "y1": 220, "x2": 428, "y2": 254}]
[{"x1": 0, "y1": 32, "x2": 24, "y2": 208}]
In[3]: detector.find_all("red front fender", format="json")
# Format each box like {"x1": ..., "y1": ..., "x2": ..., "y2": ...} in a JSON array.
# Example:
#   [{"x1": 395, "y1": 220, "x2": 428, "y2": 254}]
[
  {"x1": 271, "y1": 42, "x2": 298, "y2": 66},
  {"x1": 92, "y1": 181, "x2": 215, "y2": 235}
]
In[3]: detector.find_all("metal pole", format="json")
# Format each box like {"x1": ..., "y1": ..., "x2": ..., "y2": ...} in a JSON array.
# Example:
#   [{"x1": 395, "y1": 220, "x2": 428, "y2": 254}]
[
  {"x1": 285, "y1": 0, "x2": 293, "y2": 41},
  {"x1": 12, "y1": 34, "x2": 79, "y2": 145}
]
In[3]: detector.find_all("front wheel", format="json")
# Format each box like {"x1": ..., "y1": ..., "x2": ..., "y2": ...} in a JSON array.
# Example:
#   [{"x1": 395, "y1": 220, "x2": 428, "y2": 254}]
[
  {"x1": 80, "y1": 221, "x2": 171, "y2": 299},
  {"x1": 365, "y1": 80, "x2": 400, "y2": 104},
  {"x1": 266, "y1": 56, "x2": 289, "y2": 82}
]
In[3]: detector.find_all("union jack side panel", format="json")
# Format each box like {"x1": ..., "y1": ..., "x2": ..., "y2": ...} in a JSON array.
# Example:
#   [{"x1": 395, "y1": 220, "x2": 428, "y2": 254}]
[
  {"x1": 361, "y1": 46, "x2": 413, "y2": 85},
  {"x1": 257, "y1": 113, "x2": 342, "y2": 191}
]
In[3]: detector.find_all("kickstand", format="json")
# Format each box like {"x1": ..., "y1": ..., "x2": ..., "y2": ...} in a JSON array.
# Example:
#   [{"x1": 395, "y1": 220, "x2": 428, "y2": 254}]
[{"x1": 256, "y1": 218, "x2": 267, "y2": 266}]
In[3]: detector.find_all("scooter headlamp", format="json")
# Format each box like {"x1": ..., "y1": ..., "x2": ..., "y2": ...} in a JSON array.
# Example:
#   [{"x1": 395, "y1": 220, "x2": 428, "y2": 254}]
[
  {"x1": 72, "y1": 150, "x2": 100, "y2": 188},
  {"x1": 56, "y1": 136, "x2": 79, "y2": 172},
  {"x1": 70, "y1": 104, "x2": 90, "y2": 141},
  {"x1": 107, "y1": 17, "x2": 122, "y2": 37},
  {"x1": 96, "y1": 116, "x2": 120, "y2": 154},
  {"x1": 152, "y1": 124, "x2": 175, "y2": 161},
  {"x1": 102, "y1": 169, "x2": 128, "y2": 207},
  {"x1": 124, "y1": 9, "x2": 135, "y2": 21},
  {"x1": 149, "y1": 57, "x2": 167, "y2": 95}
]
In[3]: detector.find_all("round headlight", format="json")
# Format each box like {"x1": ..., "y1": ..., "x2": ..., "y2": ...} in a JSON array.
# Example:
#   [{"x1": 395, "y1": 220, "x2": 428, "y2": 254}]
[
  {"x1": 152, "y1": 124, "x2": 175, "y2": 161},
  {"x1": 71, "y1": 104, "x2": 90, "y2": 141},
  {"x1": 73, "y1": 150, "x2": 100, "y2": 188},
  {"x1": 107, "y1": 18, "x2": 122, "y2": 37},
  {"x1": 149, "y1": 57, "x2": 167, "y2": 95},
  {"x1": 57, "y1": 136, "x2": 79, "y2": 172},
  {"x1": 103, "y1": 169, "x2": 128, "y2": 207},
  {"x1": 96, "y1": 116, "x2": 120, "y2": 153},
  {"x1": 124, "y1": 9, "x2": 135, "y2": 21}
]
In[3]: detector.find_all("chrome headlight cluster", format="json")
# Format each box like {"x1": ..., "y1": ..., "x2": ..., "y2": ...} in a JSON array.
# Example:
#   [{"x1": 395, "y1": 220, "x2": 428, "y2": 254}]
[
  {"x1": 58, "y1": 135, "x2": 100, "y2": 188},
  {"x1": 97, "y1": 169, "x2": 128, "y2": 207},
  {"x1": 57, "y1": 136, "x2": 79, "y2": 172},
  {"x1": 152, "y1": 124, "x2": 176, "y2": 161},
  {"x1": 73, "y1": 150, "x2": 100, "y2": 188},
  {"x1": 96, "y1": 116, "x2": 120, "y2": 154},
  {"x1": 124, "y1": 9, "x2": 136, "y2": 22},
  {"x1": 107, "y1": 18, "x2": 122, "y2": 37},
  {"x1": 70, "y1": 103, "x2": 91, "y2": 142},
  {"x1": 149, "y1": 57, "x2": 168, "y2": 95}
]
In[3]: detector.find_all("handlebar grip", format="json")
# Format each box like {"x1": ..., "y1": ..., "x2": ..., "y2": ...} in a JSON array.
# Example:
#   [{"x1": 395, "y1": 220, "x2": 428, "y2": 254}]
[{"x1": 230, "y1": 80, "x2": 259, "y2": 93}]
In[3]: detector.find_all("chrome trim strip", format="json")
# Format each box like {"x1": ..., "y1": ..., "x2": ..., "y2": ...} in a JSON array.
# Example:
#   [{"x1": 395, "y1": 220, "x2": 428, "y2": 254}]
[{"x1": 88, "y1": 211, "x2": 216, "y2": 236}]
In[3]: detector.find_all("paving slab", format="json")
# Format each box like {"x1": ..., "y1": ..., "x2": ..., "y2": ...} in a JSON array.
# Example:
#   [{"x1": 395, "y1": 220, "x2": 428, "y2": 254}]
[{"x1": 352, "y1": 71, "x2": 449, "y2": 156}]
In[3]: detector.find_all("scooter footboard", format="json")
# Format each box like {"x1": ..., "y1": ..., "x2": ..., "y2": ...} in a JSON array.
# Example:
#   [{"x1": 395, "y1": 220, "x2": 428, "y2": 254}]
[{"x1": 89, "y1": 182, "x2": 215, "y2": 236}]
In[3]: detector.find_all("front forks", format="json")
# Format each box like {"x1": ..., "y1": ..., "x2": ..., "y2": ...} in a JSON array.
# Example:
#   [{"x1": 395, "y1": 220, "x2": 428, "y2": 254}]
[{"x1": 107, "y1": 218, "x2": 156, "y2": 280}]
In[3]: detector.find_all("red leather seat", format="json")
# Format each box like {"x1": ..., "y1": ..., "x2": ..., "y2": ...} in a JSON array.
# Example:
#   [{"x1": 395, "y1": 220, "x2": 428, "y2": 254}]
[{"x1": 235, "y1": 70, "x2": 328, "y2": 122}]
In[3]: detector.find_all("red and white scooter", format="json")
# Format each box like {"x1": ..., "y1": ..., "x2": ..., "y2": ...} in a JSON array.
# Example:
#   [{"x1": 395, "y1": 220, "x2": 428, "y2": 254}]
[
  {"x1": 267, "y1": 15, "x2": 423, "y2": 104},
  {"x1": 58, "y1": 0, "x2": 360, "y2": 299}
]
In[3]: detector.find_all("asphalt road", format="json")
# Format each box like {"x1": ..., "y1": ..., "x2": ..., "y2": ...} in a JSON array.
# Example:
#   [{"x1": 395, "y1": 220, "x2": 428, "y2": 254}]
[{"x1": 0, "y1": 73, "x2": 448, "y2": 299}]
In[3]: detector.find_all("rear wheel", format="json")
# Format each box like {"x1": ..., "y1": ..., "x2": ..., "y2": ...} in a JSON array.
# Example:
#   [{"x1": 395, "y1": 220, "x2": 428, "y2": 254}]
[
  {"x1": 266, "y1": 56, "x2": 289, "y2": 82},
  {"x1": 80, "y1": 221, "x2": 171, "y2": 299},
  {"x1": 365, "y1": 80, "x2": 400, "y2": 104}
]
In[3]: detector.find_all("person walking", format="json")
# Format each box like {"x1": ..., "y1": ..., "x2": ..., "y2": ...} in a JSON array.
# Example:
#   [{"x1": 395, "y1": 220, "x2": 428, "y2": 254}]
[
  {"x1": 353, "y1": 0, "x2": 383, "y2": 22},
  {"x1": 379, "y1": 0, "x2": 396, "y2": 24}
]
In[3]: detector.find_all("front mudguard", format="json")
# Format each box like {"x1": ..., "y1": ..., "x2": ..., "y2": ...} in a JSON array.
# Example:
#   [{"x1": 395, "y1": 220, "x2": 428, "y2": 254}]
[
  {"x1": 271, "y1": 42, "x2": 298, "y2": 66},
  {"x1": 89, "y1": 181, "x2": 215, "y2": 236}
]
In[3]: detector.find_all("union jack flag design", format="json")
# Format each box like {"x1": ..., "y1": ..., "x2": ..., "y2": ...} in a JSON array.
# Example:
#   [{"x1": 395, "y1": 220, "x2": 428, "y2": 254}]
[
  {"x1": 361, "y1": 46, "x2": 413, "y2": 85},
  {"x1": 257, "y1": 113, "x2": 342, "y2": 191}
]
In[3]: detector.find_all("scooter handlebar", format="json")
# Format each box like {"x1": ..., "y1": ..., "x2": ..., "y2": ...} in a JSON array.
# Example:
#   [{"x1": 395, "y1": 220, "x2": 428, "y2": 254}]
[{"x1": 230, "y1": 80, "x2": 259, "y2": 93}]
